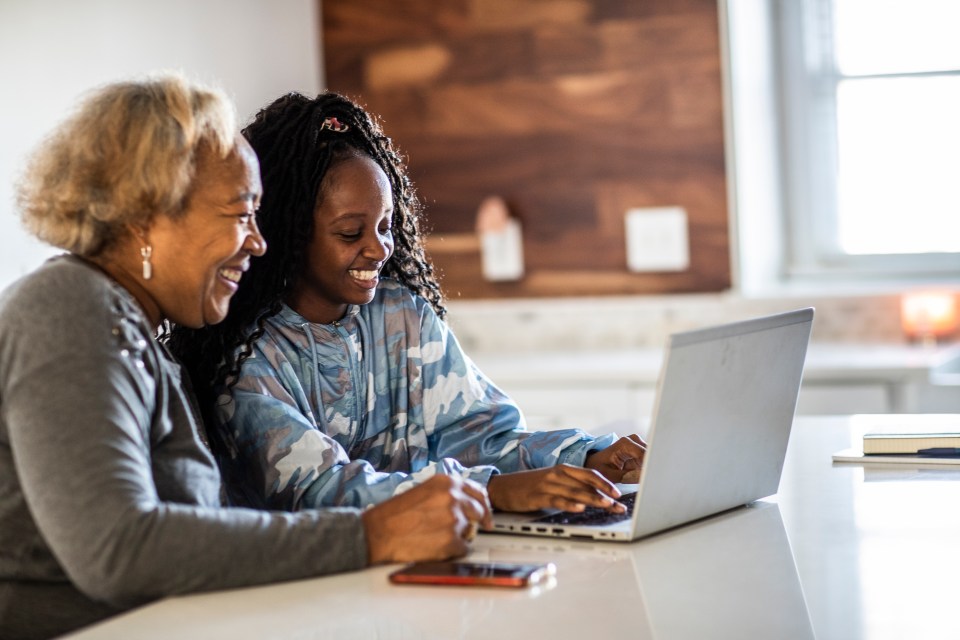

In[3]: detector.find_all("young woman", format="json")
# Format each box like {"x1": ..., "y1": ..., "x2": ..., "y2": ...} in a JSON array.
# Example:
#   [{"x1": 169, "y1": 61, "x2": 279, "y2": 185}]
[
  {"x1": 0, "y1": 76, "x2": 489, "y2": 639},
  {"x1": 169, "y1": 92, "x2": 645, "y2": 516}
]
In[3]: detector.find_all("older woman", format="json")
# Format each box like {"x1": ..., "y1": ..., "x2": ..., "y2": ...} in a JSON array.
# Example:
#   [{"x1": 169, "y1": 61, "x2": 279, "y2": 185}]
[{"x1": 0, "y1": 74, "x2": 490, "y2": 640}]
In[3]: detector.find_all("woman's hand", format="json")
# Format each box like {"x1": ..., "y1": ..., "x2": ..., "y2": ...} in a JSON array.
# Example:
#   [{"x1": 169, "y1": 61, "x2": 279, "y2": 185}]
[
  {"x1": 362, "y1": 475, "x2": 492, "y2": 565},
  {"x1": 584, "y1": 434, "x2": 647, "y2": 483},
  {"x1": 487, "y1": 464, "x2": 625, "y2": 513}
]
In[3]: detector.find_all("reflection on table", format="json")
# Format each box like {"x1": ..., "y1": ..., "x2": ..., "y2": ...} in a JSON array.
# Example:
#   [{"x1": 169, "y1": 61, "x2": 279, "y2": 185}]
[
  {"x1": 65, "y1": 415, "x2": 960, "y2": 640},
  {"x1": 479, "y1": 501, "x2": 813, "y2": 640}
]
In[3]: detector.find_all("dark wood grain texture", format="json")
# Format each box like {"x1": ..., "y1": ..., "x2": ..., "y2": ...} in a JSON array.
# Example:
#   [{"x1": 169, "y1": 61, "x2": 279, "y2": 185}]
[{"x1": 322, "y1": 0, "x2": 730, "y2": 298}]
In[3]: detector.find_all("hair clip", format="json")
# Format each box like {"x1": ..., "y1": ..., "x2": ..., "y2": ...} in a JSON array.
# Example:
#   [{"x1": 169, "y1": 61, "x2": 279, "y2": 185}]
[{"x1": 320, "y1": 117, "x2": 349, "y2": 133}]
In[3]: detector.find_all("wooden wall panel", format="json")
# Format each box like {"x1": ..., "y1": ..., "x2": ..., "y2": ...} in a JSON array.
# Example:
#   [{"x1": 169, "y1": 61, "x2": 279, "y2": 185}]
[{"x1": 322, "y1": 0, "x2": 730, "y2": 298}]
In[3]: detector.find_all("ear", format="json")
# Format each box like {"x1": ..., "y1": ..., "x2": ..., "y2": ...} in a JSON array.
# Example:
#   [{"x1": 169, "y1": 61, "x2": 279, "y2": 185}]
[{"x1": 125, "y1": 222, "x2": 151, "y2": 245}]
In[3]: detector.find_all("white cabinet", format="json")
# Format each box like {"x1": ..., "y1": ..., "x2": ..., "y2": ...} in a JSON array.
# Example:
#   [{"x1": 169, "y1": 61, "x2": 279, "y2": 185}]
[
  {"x1": 500, "y1": 379, "x2": 893, "y2": 432},
  {"x1": 794, "y1": 383, "x2": 890, "y2": 415},
  {"x1": 475, "y1": 343, "x2": 960, "y2": 431},
  {"x1": 497, "y1": 382, "x2": 655, "y2": 432}
]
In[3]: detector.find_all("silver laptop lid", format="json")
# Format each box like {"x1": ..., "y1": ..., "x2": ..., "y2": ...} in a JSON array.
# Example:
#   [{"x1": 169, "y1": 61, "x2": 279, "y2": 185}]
[{"x1": 631, "y1": 308, "x2": 814, "y2": 539}]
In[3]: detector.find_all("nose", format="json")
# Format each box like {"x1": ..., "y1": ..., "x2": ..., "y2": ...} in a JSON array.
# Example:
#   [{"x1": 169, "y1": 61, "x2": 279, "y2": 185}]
[
  {"x1": 362, "y1": 232, "x2": 392, "y2": 262},
  {"x1": 244, "y1": 221, "x2": 268, "y2": 257}
]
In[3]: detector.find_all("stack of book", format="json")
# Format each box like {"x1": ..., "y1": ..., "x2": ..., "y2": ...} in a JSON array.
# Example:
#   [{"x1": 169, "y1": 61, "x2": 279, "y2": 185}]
[{"x1": 833, "y1": 422, "x2": 960, "y2": 465}]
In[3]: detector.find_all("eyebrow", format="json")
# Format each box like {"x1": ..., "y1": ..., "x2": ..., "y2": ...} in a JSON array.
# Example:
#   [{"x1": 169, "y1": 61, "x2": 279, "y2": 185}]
[
  {"x1": 331, "y1": 212, "x2": 368, "y2": 221},
  {"x1": 227, "y1": 192, "x2": 261, "y2": 205},
  {"x1": 331, "y1": 210, "x2": 393, "y2": 222}
]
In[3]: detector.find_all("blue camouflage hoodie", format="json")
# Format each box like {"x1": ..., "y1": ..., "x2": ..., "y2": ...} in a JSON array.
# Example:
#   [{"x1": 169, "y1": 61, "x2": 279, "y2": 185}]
[{"x1": 215, "y1": 278, "x2": 616, "y2": 510}]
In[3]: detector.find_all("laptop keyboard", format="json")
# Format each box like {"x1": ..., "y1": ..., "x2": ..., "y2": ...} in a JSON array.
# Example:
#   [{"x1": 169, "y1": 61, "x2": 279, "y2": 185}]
[{"x1": 531, "y1": 492, "x2": 637, "y2": 527}]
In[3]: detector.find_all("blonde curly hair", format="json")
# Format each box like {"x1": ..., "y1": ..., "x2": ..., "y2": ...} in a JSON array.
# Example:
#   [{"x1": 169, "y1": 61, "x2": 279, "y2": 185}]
[{"x1": 16, "y1": 72, "x2": 237, "y2": 256}]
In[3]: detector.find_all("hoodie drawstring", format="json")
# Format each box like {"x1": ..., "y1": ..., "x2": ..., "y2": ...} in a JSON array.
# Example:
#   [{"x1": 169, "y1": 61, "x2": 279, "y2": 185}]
[
  {"x1": 302, "y1": 322, "x2": 329, "y2": 432},
  {"x1": 354, "y1": 313, "x2": 372, "y2": 434}
]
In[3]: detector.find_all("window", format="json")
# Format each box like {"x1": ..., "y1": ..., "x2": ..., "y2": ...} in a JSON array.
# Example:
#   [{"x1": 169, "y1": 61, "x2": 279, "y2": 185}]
[{"x1": 777, "y1": 0, "x2": 960, "y2": 281}]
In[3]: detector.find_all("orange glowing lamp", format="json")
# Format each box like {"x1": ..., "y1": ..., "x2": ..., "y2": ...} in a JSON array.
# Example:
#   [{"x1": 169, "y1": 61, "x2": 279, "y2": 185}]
[{"x1": 900, "y1": 292, "x2": 958, "y2": 343}]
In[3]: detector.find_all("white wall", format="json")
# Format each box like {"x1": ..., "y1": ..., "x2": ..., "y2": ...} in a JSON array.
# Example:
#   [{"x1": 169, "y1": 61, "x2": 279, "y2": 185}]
[{"x1": 0, "y1": 0, "x2": 323, "y2": 290}]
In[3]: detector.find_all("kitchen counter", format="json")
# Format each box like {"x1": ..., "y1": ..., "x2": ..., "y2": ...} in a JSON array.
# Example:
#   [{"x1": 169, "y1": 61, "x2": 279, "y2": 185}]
[
  {"x1": 468, "y1": 342, "x2": 960, "y2": 425},
  {"x1": 471, "y1": 342, "x2": 960, "y2": 385}
]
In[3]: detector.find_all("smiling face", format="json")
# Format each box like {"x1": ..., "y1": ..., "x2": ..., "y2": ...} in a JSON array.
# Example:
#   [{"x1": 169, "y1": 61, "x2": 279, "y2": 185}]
[
  {"x1": 144, "y1": 139, "x2": 266, "y2": 328},
  {"x1": 287, "y1": 154, "x2": 395, "y2": 324}
]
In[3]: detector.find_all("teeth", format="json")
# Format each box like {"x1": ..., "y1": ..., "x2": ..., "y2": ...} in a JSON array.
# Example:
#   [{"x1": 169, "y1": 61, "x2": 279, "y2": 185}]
[
  {"x1": 350, "y1": 270, "x2": 378, "y2": 280},
  {"x1": 219, "y1": 268, "x2": 242, "y2": 283}
]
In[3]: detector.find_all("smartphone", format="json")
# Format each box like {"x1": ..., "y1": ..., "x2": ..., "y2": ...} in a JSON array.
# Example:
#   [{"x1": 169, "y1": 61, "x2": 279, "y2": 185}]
[{"x1": 388, "y1": 561, "x2": 556, "y2": 588}]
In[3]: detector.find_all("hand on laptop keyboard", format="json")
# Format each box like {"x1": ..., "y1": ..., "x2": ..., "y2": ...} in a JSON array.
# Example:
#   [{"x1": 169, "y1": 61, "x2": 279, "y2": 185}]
[
  {"x1": 487, "y1": 464, "x2": 626, "y2": 513},
  {"x1": 532, "y1": 492, "x2": 638, "y2": 526},
  {"x1": 584, "y1": 434, "x2": 647, "y2": 483}
]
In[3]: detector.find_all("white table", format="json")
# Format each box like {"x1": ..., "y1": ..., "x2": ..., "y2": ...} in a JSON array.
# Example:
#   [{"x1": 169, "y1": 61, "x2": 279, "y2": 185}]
[{"x1": 66, "y1": 415, "x2": 960, "y2": 640}]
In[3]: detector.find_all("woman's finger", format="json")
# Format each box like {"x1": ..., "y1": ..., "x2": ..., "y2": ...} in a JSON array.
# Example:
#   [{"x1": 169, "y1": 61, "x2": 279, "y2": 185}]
[
  {"x1": 458, "y1": 478, "x2": 493, "y2": 529},
  {"x1": 626, "y1": 433, "x2": 648, "y2": 449},
  {"x1": 545, "y1": 493, "x2": 626, "y2": 514},
  {"x1": 615, "y1": 436, "x2": 647, "y2": 461},
  {"x1": 554, "y1": 465, "x2": 621, "y2": 497},
  {"x1": 539, "y1": 469, "x2": 626, "y2": 510}
]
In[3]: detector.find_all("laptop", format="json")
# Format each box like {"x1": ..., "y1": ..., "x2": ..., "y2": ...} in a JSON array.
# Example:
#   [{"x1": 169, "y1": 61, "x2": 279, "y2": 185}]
[{"x1": 491, "y1": 308, "x2": 814, "y2": 542}]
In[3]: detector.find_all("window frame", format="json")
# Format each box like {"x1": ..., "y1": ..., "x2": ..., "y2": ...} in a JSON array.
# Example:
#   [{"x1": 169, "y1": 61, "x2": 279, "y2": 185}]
[{"x1": 775, "y1": 0, "x2": 960, "y2": 283}]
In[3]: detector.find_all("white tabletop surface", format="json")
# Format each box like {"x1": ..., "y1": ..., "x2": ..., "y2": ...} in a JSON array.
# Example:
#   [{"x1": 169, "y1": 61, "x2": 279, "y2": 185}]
[{"x1": 65, "y1": 414, "x2": 960, "y2": 640}]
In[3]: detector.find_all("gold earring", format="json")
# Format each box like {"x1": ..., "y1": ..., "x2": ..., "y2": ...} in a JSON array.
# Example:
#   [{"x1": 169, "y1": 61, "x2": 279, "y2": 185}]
[{"x1": 140, "y1": 245, "x2": 153, "y2": 280}]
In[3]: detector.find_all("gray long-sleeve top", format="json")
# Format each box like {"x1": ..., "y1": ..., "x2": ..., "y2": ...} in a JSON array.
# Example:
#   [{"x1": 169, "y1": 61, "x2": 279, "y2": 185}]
[{"x1": 0, "y1": 256, "x2": 368, "y2": 639}]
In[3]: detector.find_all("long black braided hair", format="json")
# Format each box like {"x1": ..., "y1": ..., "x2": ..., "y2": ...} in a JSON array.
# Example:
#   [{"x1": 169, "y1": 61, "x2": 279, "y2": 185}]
[{"x1": 167, "y1": 91, "x2": 445, "y2": 415}]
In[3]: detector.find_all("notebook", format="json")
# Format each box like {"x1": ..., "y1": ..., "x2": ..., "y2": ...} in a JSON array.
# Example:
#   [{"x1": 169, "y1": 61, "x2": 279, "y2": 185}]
[
  {"x1": 861, "y1": 421, "x2": 960, "y2": 455},
  {"x1": 491, "y1": 308, "x2": 814, "y2": 542},
  {"x1": 832, "y1": 416, "x2": 960, "y2": 465}
]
